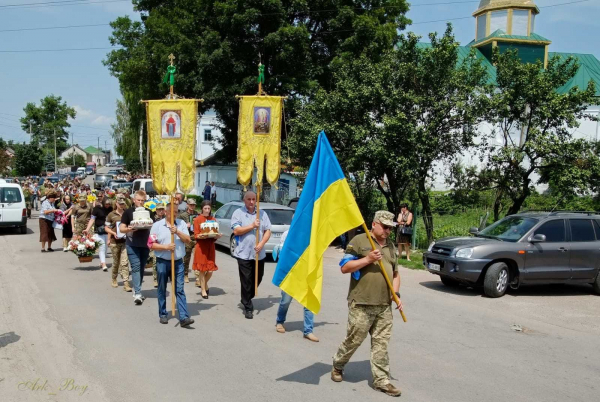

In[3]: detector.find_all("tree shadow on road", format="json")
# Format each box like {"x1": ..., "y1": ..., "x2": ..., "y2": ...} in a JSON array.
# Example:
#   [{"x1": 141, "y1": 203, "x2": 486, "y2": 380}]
[
  {"x1": 419, "y1": 281, "x2": 482, "y2": 297},
  {"x1": 0, "y1": 331, "x2": 21, "y2": 348},
  {"x1": 282, "y1": 321, "x2": 339, "y2": 334},
  {"x1": 276, "y1": 361, "x2": 374, "y2": 385}
]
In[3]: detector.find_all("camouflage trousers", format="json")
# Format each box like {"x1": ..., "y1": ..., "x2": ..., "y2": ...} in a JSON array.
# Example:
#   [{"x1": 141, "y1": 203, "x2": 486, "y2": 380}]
[
  {"x1": 110, "y1": 242, "x2": 129, "y2": 281},
  {"x1": 73, "y1": 222, "x2": 87, "y2": 237},
  {"x1": 333, "y1": 302, "x2": 393, "y2": 388},
  {"x1": 150, "y1": 251, "x2": 157, "y2": 282},
  {"x1": 182, "y1": 239, "x2": 196, "y2": 277}
]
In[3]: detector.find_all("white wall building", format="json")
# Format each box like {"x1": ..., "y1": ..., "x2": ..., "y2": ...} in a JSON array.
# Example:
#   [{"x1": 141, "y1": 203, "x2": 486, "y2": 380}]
[{"x1": 59, "y1": 144, "x2": 88, "y2": 161}]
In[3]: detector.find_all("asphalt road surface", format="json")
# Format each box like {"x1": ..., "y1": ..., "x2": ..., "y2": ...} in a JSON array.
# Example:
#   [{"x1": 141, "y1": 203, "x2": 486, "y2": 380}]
[{"x1": 1, "y1": 190, "x2": 599, "y2": 401}]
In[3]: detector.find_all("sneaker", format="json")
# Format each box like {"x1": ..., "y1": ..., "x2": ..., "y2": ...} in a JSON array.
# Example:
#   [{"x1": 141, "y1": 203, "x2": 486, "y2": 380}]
[
  {"x1": 304, "y1": 333, "x2": 319, "y2": 342},
  {"x1": 276, "y1": 324, "x2": 285, "y2": 333},
  {"x1": 180, "y1": 317, "x2": 194, "y2": 327},
  {"x1": 331, "y1": 367, "x2": 343, "y2": 382},
  {"x1": 102, "y1": 265, "x2": 108, "y2": 272},
  {"x1": 159, "y1": 316, "x2": 168, "y2": 325},
  {"x1": 153, "y1": 280, "x2": 158, "y2": 288},
  {"x1": 184, "y1": 275, "x2": 189, "y2": 283},
  {"x1": 244, "y1": 310, "x2": 253, "y2": 319},
  {"x1": 141, "y1": 295, "x2": 146, "y2": 301},
  {"x1": 374, "y1": 383, "x2": 402, "y2": 397},
  {"x1": 134, "y1": 295, "x2": 143, "y2": 305},
  {"x1": 111, "y1": 278, "x2": 118, "y2": 288},
  {"x1": 63, "y1": 248, "x2": 68, "y2": 252}
]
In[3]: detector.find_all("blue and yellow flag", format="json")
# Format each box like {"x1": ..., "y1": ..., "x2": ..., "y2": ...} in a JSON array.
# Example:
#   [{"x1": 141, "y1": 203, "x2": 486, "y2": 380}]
[{"x1": 272, "y1": 132, "x2": 364, "y2": 314}]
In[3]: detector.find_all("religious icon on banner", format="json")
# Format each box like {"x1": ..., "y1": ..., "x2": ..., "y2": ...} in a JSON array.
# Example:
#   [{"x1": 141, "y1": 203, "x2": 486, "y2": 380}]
[
  {"x1": 161, "y1": 110, "x2": 181, "y2": 139},
  {"x1": 253, "y1": 107, "x2": 271, "y2": 134}
]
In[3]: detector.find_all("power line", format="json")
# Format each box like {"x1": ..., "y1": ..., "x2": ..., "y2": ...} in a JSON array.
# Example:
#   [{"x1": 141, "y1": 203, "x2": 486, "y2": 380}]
[
  {"x1": 0, "y1": 0, "x2": 129, "y2": 9},
  {"x1": 0, "y1": 23, "x2": 110, "y2": 33}
]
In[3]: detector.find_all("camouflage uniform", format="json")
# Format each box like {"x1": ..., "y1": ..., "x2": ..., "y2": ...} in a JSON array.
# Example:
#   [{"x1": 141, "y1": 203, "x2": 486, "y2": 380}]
[
  {"x1": 177, "y1": 207, "x2": 197, "y2": 280},
  {"x1": 110, "y1": 243, "x2": 130, "y2": 283},
  {"x1": 332, "y1": 210, "x2": 399, "y2": 389},
  {"x1": 333, "y1": 302, "x2": 393, "y2": 387}
]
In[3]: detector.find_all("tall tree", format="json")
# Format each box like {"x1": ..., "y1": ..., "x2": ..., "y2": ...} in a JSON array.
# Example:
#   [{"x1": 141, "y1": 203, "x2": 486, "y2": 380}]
[
  {"x1": 292, "y1": 26, "x2": 490, "y2": 243},
  {"x1": 19, "y1": 95, "x2": 76, "y2": 155},
  {"x1": 0, "y1": 138, "x2": 12, "y2": 174},
  {"x1": 484, "y1": 50, "x2": 597, "y2": 216},
  {"x1": 110, "y1": 96, "x2": 147, "y2": 168},
  {"x1": 13, "y1": 143, "x2": 44, "y2": 176},
  {"x1": 104, "y1": 0, "x2": 410, "y2": 164}
]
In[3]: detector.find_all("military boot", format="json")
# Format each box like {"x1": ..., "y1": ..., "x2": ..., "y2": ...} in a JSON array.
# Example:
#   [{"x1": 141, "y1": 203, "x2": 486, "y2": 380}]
[
  {"x1": 123, "y1": 281, "x2": 132, "y2": 292},
  {"x1": 111, "y1": 278, "x2": 118, "y2": 288}
]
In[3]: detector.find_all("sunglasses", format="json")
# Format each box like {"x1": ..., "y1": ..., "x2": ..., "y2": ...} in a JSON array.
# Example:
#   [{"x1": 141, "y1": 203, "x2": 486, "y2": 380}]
[{"x1": 378, "y1": 222, "x2": 393, "y2": 231}]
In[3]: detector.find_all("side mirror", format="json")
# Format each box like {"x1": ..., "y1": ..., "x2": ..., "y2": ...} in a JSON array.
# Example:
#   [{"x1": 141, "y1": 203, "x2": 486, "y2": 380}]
[
  {"x1": 530, "y1": 234, "x2": 546, "y2": 243},
  {"x1": 469, "y1": 227, "x2": 479, "y2": 234}
]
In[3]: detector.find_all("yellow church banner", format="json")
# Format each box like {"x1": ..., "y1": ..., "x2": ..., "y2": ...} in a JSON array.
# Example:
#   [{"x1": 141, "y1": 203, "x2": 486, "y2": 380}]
[
  {"x1": 146, "y1": 99, "x2": 199, "y2": 194},
  {"x1": 237, "y1": 95, "x2": 284, "y2": 187}
]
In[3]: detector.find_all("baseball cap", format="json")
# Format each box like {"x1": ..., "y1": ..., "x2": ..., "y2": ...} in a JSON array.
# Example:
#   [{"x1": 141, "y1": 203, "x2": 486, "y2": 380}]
[{"x1": 373, "y1": 211, "x2": 396, "y2": 227}]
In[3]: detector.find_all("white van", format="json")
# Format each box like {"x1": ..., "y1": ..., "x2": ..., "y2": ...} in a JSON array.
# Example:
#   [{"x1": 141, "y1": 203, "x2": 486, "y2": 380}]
[
  {"x1": 132, "y1": 179, "x2": 155, "y2": 199},
  {"x1": 0, "y1": 179, "x2": 27, "y2": 234}
]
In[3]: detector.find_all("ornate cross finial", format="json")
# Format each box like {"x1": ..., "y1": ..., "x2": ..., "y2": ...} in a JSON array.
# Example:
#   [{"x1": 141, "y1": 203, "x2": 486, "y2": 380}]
[{"x1": 168, "y1": 53, "x2": 175, "y2": 66}]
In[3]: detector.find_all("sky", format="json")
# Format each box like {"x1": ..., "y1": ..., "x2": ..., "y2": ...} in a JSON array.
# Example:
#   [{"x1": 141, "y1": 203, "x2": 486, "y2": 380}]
[{"x1": 0, "y1": 0, "x2": 598, "y2": 155}]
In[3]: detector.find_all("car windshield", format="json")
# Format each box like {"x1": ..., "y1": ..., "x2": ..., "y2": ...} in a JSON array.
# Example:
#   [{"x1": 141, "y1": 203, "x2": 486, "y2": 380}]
[
  {"x1": 264, "y1": 209, "x2": 294, "y2": 225},
  {"x1": 478, "y1": 216, "x2": 538, "y2": 242}
]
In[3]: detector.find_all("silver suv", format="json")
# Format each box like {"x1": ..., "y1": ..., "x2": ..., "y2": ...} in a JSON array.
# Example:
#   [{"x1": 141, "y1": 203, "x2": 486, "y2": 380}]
[{"x1": 423, "y1": 212, "x2": 600, "y2": 297}]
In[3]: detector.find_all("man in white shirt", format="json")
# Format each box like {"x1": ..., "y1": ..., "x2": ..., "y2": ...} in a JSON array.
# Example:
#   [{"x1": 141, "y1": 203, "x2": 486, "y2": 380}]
[{"x1": 149, "y1": 202, "x2": 194, "y2": 327}]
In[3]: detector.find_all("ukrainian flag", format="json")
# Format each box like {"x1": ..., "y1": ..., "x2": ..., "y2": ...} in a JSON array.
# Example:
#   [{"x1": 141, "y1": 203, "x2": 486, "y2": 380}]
[{"x1": 272, "y1": 131, "x2": 364, "y2": 314}]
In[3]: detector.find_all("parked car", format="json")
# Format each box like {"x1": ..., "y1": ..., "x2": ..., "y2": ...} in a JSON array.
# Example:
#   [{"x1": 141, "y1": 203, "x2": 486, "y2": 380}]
[
  {"x1": 76, "y1": 167, "x2": 86, "y2": 177},
  {"x1": 287, "y1": 197, "x2": 299, "y2": 210},
  {"x1": 94, "y1": 174, "x2": 114, "y2": 189},
  {"x1": 107, "y1": 179, "x2": 127, "y2": 189},
  {"x1": 107, "y1": 169, "x2": 122, "y2": 176},
  {"x1": 213, "y1": 201, "x2": 295, "y2": 257},
  {"x1": 0, "y1": 179, "x2": 27, "y2": 234},
  {"x1": 423, "y1": 212, "x2": 600, "y2": 298},
  {"x1": 132, "y1": 179, "x2": 155, "y2": 198}
]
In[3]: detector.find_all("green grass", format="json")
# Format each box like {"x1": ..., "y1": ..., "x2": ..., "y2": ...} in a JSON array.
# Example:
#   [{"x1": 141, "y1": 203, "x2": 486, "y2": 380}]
[
  {"x1": 397, "y1": 252, "x2": 425, "y2": 270},
  {"x1": 413, "y1": 209, "x2": 489, "y2": 250}
]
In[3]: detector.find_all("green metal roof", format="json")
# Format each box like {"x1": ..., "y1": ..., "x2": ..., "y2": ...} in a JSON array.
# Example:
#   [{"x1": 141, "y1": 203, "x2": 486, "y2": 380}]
[
  {"x1": 548, "y1": 53, "x2": 600, "y2": 96},
  {"x1": 84, "y1": 146, "x2": 101, "y2": 154},
  {"x1": 469, "y1": 29, "x2": 551, "y2": 46}
]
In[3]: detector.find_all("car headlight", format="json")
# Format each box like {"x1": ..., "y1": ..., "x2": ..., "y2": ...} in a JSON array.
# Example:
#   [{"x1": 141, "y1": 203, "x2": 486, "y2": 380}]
[
  {"x1": 455, "y1": 248, "x2": 474, "y2": 259},
  {"x1": 427, "y1": 242, "x2": 435, "y2": 252}
]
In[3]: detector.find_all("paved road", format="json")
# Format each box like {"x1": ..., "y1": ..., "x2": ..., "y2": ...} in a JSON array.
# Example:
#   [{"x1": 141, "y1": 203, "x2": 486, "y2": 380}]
[{"x1": 1, "y1": 209, "x2": 599, "y2": 401}]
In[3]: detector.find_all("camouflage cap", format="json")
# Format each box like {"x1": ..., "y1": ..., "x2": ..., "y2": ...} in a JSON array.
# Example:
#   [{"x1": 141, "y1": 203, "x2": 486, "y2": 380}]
[
  {"x1": 116, "y1": 194, "x2": 127, "y2": 204},
  {"x1": 186, "y1": 198, "x2": 196, "y2": 205},
  {"x1": 373, "y1": 210, "x2": 396, "y2": 227},
  {"x1": 155, "y1": 203, "x2": 166, "y2": 210}
]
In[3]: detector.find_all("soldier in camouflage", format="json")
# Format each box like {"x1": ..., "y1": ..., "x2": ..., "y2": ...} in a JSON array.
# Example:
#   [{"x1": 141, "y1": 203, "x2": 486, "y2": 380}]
[
  {"x1": 177, "y1": 198, "x2": 198, "y2": 284},
  {"x1": 331, "y1": 210, "x2": 403, "y2": 397},
  {"x1": 150, "y1": 203, "x2": 167, "y2": 288}
]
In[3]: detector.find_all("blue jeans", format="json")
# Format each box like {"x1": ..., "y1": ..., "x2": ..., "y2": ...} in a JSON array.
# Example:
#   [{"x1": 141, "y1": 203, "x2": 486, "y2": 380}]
[
  {"x1": 276, "y1": 291, "x2": 314, "y2": 336},
  {"x1": 156, "y1": 257, "x2": 189, "y2": 321},
  {"x1": 126, "y1": 245, "x2": 150, "y2": 296}
]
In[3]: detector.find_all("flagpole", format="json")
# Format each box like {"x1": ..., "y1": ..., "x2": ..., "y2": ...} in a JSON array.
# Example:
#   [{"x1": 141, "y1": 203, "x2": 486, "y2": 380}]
[
  {"x1": 255, "y1": 184, "x2": 260, "y2": 295},
  {"x1": 361, "y1": 222, "x2": 407, "y2": 322},
  {"x1": 170, "y1": 194, "x2": 176, "y2": 314}
]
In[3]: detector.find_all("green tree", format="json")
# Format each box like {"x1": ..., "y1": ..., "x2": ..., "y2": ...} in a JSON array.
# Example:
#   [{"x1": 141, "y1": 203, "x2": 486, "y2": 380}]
[
  {"x1": 61, "y1": 153, "x2": 86, "y2": 168},
  {"x1": 484, "y1": 50, "x2": 597, "y2": 217},
  {"x1": 19, "y1": 95, "x2": 76, "y2": 155},
  {"x1": 110, "y1": 96, "x2": 147, "y2": 169},
  {"x1": 292, "y1": 26, "x2": 490, "y2": 243},
  {"x1": 44, "y1": 152, "x2": 55, "y2": 173},
  {"x1": 13, "y1": 143, "x2": 44, "y2": 176},
  {"x1": 104, "y1": 0, "x2": 410, "y2": 164}
]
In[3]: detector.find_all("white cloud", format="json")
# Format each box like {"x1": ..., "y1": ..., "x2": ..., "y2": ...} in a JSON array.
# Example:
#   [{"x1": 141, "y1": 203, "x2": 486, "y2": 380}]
[{"x1": 72, "y1": 105, "x2": 113, "y2": 126}]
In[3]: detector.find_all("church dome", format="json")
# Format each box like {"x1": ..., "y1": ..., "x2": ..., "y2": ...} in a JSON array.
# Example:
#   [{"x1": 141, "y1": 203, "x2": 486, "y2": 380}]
[{"x1": 474, "y1": 0, "x2": 539, "y2": 16}]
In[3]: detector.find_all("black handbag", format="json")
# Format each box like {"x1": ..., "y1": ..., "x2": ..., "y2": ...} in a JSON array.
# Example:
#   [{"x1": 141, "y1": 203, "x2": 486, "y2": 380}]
[{"x1": 400, "y1": 226, "x2": 413, "y2": 235}]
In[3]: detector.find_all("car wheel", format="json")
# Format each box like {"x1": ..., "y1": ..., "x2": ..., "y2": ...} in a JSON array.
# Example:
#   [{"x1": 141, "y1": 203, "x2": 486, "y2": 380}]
[
  {"x1": 229, "y1": 235, "x2": 236, "y2": 255},
  {"x1": 440, "y1": 276, "x2": 460, "y2": 287},
  {"x1": 593, "y1": 271, "x2": 600, "y2": 295},
  {"x1": 19, "y1": 225, "x2": 27, "y2": 234},
  {"x1": 483, "y1": 262, "x2": 509, "y2": 298}
]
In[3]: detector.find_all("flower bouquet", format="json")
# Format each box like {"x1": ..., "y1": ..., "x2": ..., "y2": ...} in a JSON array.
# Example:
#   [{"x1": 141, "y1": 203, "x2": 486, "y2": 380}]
[{"x1": 67, "y1": 235, "x2": 100, "y2": 263}]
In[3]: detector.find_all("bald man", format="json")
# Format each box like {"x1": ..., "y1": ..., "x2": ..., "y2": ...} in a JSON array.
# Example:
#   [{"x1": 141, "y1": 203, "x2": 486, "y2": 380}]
[{"x1": 230, "y1": 191, "x2": 271, "y2": 319}]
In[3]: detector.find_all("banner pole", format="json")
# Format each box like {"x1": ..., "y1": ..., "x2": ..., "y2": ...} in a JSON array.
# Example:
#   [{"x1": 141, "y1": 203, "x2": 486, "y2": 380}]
[
  {"x1": 170, "y1": 195, "x2": 176, "y2": 314},
  {"x1": 255, "y1": 184, "x2": 260, "y2": 296},
  {"x1": 361, "y1": 222, "x2": 407, "y2": 322}
]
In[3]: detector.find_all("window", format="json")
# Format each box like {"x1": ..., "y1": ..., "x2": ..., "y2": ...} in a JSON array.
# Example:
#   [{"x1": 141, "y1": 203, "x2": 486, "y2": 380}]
[
  {"x1": 478, "y1": 216, "x2": 538, "y2": 242},
  {"x1": 533, "y1": 220, "x2": 565, "y2": 242},
  {"x1": 225, "y1": 206, "x2": 237, "y2": 219},
  {"x1": 144, "y1": 182, "x2": 155, "y2": 194},
  {"x1": 1, "y1": 188, "x2": 22, "y2": 203},
  {"x1": 489, "y1": 10, "x2": 508, "y2": 33},
  {"x1": 204, "y1": 129, "x2": 212, "y2": 142},
  {"x1": 476, "y1": 14, "x2": 487, "y2": 40},
  {"x1": 512, "y1": 10, "x2": 529, "y2": 36},
  {"x1": 264, "y1": 209, "x2": 294, "y2": 225},
  {"x1": 132, "y1": 181, "x2": 140, "y2": 191},
  {"x1": 570, "y1": 220, "x2": 596, "y2": 242},
  {"x1": 214, "y1": 205, "x2": 230, "y2": 219}
]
